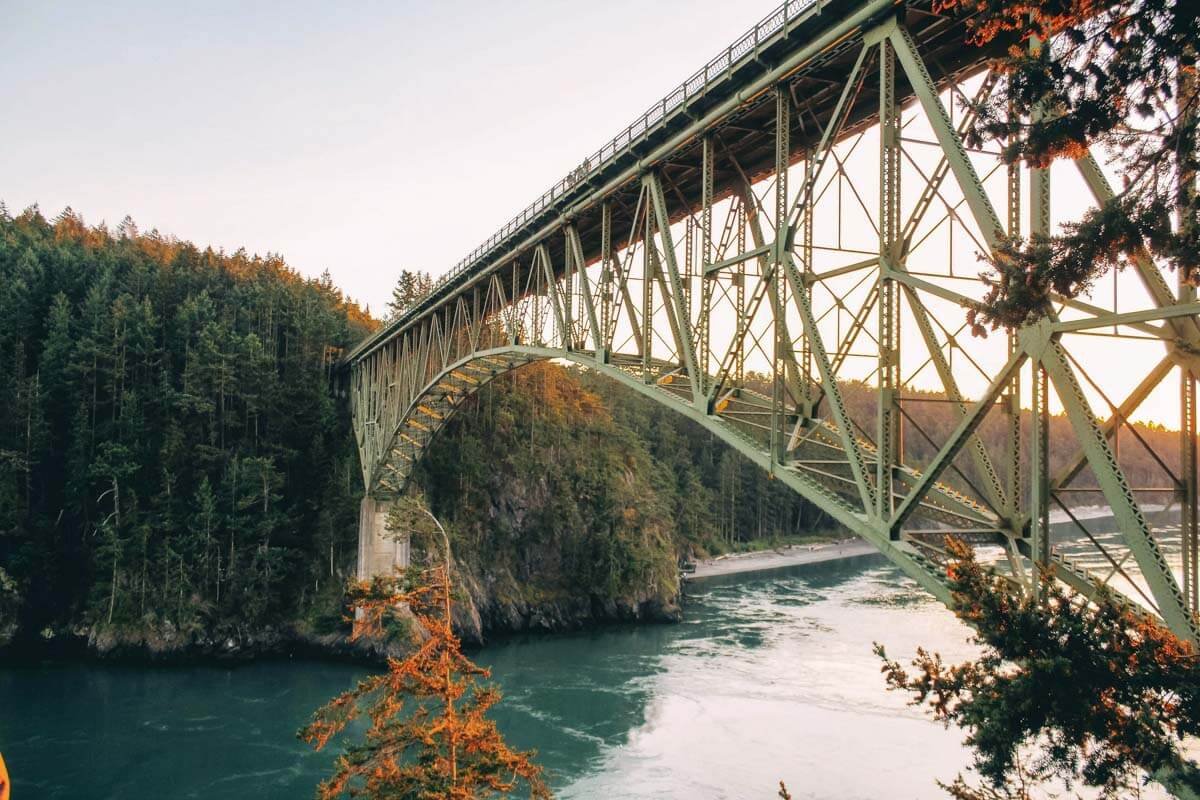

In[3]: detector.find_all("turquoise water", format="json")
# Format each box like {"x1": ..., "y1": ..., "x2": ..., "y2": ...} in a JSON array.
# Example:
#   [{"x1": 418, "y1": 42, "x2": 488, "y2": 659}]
[{"x1": 1, "y1": 554, "x2": 984, "y2": 799}]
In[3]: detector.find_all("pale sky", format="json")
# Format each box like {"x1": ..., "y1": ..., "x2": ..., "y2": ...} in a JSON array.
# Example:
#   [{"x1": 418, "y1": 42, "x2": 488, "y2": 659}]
[{"x1": 1, "y1": 0, "x2": 772, "y2": 315}]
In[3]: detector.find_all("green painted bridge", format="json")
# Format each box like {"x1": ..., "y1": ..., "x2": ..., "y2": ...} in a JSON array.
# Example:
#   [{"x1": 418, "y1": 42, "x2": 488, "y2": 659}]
[{"x1": 343, "y1": 0, "x2": 1200, "y2": 644}]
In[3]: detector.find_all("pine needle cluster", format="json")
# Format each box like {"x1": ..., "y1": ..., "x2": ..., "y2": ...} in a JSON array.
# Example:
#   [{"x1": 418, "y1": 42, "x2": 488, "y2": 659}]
[
  {"x1": 876, "y1": 539, "x2": 1200, "y2": 798},
  {"x1": 932, "y1": 0, "x2": 1200, "y2": 334}
]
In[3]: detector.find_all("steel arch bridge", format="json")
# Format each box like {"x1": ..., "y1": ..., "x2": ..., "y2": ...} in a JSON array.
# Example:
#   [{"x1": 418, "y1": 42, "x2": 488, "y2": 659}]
[{"x1": 344, "y1": 0, "x2": 1200, "y2": 644}]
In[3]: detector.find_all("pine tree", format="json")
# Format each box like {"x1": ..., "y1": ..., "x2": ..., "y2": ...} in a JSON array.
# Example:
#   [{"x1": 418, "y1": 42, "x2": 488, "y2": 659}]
[
  {"x1": 935, "y1": 0, "x2": 1200, "y2": 333},
  {"x1": 876, "y1": 539, "x2": 1200, "y2": 799},
  {"x1": 0, "y1": 207, "x2": 372, "y2": 640},
  {"x1": 386, "y1": 270, "x2": 433, "y2": 321},
  {"x1": 191, "y1": 477, "x2": 219, "y2": 603}
]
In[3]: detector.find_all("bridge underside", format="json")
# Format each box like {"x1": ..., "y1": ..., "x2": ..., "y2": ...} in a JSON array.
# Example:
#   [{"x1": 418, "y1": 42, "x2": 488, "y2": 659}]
[{"x1": 349, "y1": 1, "x2": 1200, "y2": 643}]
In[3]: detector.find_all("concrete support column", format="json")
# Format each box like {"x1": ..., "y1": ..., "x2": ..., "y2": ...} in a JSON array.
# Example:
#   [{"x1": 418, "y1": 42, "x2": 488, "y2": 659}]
[{"x1": 357, "y1": 496, "x2": 411, "y2": 580}]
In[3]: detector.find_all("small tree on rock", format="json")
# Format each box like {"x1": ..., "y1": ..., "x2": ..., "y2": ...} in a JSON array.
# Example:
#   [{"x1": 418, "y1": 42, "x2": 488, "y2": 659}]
[{"x1": 300, "y1": 493, "x2": 551, "y2": 800}]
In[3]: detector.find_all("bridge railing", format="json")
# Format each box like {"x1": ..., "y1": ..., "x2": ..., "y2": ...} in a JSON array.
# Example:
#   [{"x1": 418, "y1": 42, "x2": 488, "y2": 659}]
[{"x1": 380, "y1": 0, "x2": 820, "y2": 338}]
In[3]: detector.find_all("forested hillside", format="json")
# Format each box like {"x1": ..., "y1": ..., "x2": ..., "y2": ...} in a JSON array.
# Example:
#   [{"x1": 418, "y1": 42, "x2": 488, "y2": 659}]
[
  {"x1": 0, "y1": 206, "x2": 830, "y2": 656},
  {"x1": 0, "y1": 205, "x2": 1187, "y2": 657},
  {"x1": 0, "y1": 206, "x2": 373, "y2": 654},
  {"x1": 414, "y1": 363, "x2": 831, "y2": 641},
  {"x1": 838, "y1": 381, "x2": 1184, "y2": 503}
]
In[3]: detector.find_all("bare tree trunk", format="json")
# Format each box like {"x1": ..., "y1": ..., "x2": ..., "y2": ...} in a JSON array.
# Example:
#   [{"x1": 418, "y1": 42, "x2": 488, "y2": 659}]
[
  {"x1": 108, "y1": 476, "x2": 121, "y2": 624},
  {"x1": 108, "y1": 560, "x2": 117, "y2": 624}
]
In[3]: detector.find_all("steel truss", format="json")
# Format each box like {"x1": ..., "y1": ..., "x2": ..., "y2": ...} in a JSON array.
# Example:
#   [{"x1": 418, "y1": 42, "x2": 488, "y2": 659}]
[{"x1": 348, "y1": 2, "x2": 1200, "y2": 643}]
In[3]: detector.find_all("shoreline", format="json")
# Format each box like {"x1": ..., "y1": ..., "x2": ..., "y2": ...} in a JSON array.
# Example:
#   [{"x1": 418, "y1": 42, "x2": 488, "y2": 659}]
[
  {"x1": 684, "y1": 538, "x2": 880, "y2": 580},
  {"x1": 6, "y1": 541, "x2": 884, "y2": 664}
]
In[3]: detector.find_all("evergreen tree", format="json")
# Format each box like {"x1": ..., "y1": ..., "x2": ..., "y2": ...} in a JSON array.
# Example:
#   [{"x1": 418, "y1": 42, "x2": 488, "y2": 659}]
[
  {"x1": 386, "y1": 270, "x2": 433, "y2": 321},
  {"x1": 0, "y1": 206, "x2": 372, "y2": 642},
  {"x1": 876, "y1": 539, "x2": 1199, "y2": 799},
  {"x1": 936, "y1": 0, "x2": 1200, "y2": 333}
]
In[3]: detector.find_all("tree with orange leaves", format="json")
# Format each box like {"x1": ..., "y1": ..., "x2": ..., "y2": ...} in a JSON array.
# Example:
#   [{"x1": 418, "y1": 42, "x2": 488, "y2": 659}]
[
  {"x1": 300, "y1": 494, "x2": 551, "y2": 800},
  {"x1": 875, "y1": 539, "x2": 1200, "y2": 799}
]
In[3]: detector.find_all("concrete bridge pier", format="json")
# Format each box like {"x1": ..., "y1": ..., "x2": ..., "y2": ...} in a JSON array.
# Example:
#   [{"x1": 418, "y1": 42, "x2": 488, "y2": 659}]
[{"x1": 356, "y1": 496, "x2": 410, "y2": 580}]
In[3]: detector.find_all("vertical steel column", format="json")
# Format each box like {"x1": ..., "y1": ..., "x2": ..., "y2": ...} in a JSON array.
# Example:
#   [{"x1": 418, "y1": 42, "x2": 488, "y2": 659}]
[
  {"x1": 1182, "y1": 369, "x2": 1197, "y2": 612},
  {"x1": 576, "y1": 230, "x2": 586, "y2": 349},
  {"x1": 643, "y1": 201, "x2": 654, "y2": 382},
  {"x1": 735, "y1": 203, "x2": 746, "y2": 394},
  {"x1": 1179, "y1": 63, "x2": 1198, "y2": 614},
  {"x1": 471, "y1": 285, "x2": 480, "y2": 350},
  {"x1": 1030, "y1": 74, "x2": 1051, "y2": 241},
  {"x1": 1005, "y1": 336, "x2": 1023, "y2": 520},
  {"x1": 511, "y1": 262, "x2": 520, "y2": 345},
  {"x1": 1029, "y1": 58, "x2": 1051, "y2": 596},
  {"x1": 532, "y1": 255, "x2": 544, "y2": 346},
  {"x1": 600, "y1": 202, "x2": 613, "y2": 362},
  {"x1": 684, "y1": 217, "x2": 694, "y2": 324},
  {"x1": 562, "y1": 230, "x2": 574, "y2": 349},
  {"x1": 1005, "y1": 121, "x2": 1022, "y2": 523},
  {"x1": 772, "y1": 86, "x2": 790, "y2": 463},
  {"x1": 878, "y1": 36, "x2": 901, "y2": 523},
  {"x1": 1031, "y1": 167, "x2": 1050, "y2": 238},
  {"x1": 700, "y1": 135, "x2": 714, "y2": 403},
  {"x1": 800, "y1": 152, "x2": 814, "y2": 412},
  {"x1": 1031, "y1": 362, "x2": 1051, "y2": 598}
]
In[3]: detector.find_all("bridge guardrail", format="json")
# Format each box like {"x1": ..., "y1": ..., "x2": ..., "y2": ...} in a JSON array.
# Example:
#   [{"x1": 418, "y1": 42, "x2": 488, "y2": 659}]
[{"x1": 357, "y1": 0, "x2": 821, "y2": 359}]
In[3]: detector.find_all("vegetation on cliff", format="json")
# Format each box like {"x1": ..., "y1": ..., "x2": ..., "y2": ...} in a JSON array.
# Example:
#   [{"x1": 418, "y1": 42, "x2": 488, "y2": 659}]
[
  {"x1": 0, "y1": 205, "x2": 372, "y2": 652},
  {"x1": 1, "y1": 211, "x2": 1189, "y2": 658},
  {"x1": 301, "y1": 495, "x2": 551, "y2": 800},
  {"x1": 0, "y1": 215, "x2": 831, "y2": 655},
  {"x1": 406, "y1": 358, "x2": 847, "y2": 639}
]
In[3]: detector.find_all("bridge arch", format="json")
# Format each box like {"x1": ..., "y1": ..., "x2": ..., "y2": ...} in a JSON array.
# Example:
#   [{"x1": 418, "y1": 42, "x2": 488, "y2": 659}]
[{"x1": 361, "y1": 344, "x2": 954, "y2": 604}]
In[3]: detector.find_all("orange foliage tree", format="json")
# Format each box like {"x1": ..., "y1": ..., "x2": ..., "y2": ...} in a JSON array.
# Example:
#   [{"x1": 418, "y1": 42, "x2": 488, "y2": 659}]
[{"x1": 300, "y1": 495, "x2": 551, "y2": 800}]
